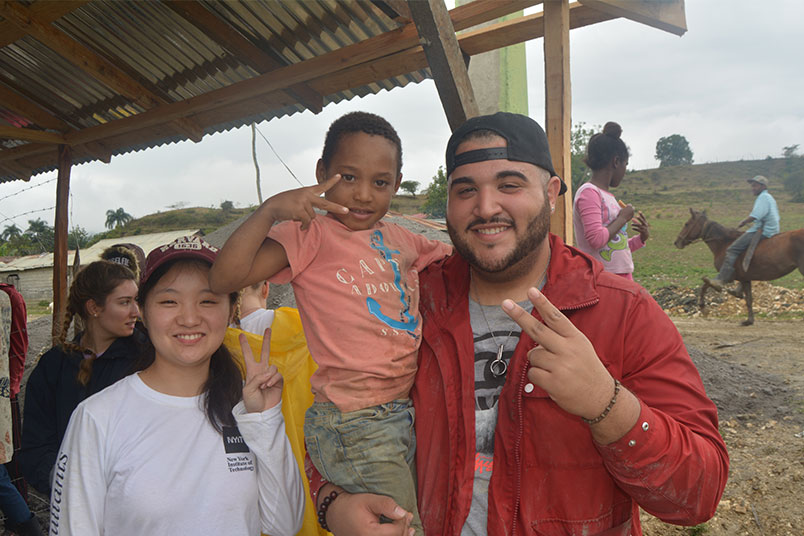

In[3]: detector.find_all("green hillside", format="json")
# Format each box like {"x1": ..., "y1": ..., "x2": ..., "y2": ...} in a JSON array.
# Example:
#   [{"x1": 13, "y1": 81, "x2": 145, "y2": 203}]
[
  {"x1": 96, "y1": 206, "x2": 254, "y2": 241},
  {"x1": 621, "y1": 157, "x2": 804, "y2": 292}
]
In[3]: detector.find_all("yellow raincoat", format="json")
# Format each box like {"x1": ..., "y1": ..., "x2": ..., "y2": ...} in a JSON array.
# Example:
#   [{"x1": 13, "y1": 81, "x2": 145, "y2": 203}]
[{"x1": 224, "y1": 307, "x2": 329, "y2": 536}]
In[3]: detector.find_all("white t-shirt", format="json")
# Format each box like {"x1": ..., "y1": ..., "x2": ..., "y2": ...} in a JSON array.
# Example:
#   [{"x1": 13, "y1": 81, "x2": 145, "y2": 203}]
[
  {"x1": 50, "y1": 373, "x2": 304, "y2": 536},
  {"x1": 239, "y1": 308, "x2": 276, "y2": 337}
]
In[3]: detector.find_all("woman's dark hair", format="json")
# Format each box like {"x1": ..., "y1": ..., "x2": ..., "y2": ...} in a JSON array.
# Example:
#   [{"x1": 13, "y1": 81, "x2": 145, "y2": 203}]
[
  {"x1": 584, "y1": 121, "x2": 629, "y2": 171},
  {"x1": 321, "y1": 111, "x2": 403, "y2": 174},
  {"x1": 59, "y1": 260, "x2": 137, "y2": 386},
  {"x1": 135, "y1": 258, "x2": 243, "y2": 432}
]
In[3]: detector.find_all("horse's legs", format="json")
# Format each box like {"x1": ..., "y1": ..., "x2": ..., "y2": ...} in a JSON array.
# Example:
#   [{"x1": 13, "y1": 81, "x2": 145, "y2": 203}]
[
  {"x1": 699, "y1": 282, "x2": 710, "y2": 315},
  {"x1": 741, "y1": 281, "x2": 754, "y2": 326},
  {"x1": 728, "y1": 281, "x2": 744, "y2": 299}
]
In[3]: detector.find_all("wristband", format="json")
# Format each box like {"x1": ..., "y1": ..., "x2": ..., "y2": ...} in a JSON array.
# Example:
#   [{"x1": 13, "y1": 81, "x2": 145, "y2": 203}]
[
  {"x1": 582, "y1": 379, "x2": 620, "y2": 425},
  {"x1": 317, "y1": 490, "x2": 339, "y2": 531}
]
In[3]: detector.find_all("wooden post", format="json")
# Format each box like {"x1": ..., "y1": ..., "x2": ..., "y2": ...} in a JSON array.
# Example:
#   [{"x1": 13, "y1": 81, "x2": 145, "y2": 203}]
[
  {"x1": 52, "y1": 144, "x2": 71, "y2": 341},
  {"x1": 544, "y1": 0, "x2": 573, "y2": 243},
  {"x1": 408, "y1": 0, "x2": 479, "y2": 131}
]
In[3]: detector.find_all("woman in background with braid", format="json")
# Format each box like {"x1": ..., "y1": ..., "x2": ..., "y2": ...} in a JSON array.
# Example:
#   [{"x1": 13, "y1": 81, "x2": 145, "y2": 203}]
[{"x1": 20, "y1": 259, "x2": 142, "y2": 495}]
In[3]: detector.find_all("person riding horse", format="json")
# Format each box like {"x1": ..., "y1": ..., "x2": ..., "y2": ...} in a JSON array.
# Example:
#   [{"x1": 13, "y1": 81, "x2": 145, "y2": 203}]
[{"x1": 703, "y1": 175, "x2": 779, "y2": 291}]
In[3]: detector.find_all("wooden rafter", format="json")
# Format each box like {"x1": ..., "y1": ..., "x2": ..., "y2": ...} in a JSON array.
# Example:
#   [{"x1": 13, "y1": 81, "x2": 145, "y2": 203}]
[
  {"x1": 0, "y1": 125, "x2": 65, "y2": 144},
  {"x1": 0, "y1": 1, "x2": 618, "y2": 174},
  {"x1": 164, "y1": 1, "x2": 323, "y2": 113},
  {"x1": 0, "y1": 82, "x2": 71, "y2": 131},
  {"x1": 408, "y1": 0, "x2": 478, "y2": 131},
  {"x1": 0, "y1": 0, "x2": 205, "y2": 142},
  {"x1": 579, "y1": 0, "x2": 686, "y2": 36},
  {"x1": 0, "y1": 0, "x2": 89, "y2": 48}
]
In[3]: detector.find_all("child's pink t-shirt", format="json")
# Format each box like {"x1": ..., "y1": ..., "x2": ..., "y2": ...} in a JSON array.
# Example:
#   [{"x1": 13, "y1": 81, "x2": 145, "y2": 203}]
[
  {"x1": 573, "y1": 183, "x2": 645, "y2": 276},
  {"x1": 268, "y1": 215, "x2": 452, "y2": 413}
]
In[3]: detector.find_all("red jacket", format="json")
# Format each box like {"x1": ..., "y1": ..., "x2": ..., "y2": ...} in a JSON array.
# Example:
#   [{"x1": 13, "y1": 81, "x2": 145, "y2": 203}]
[{"x1": 413, "y1": 234, "x2": 728, "y2": 536}]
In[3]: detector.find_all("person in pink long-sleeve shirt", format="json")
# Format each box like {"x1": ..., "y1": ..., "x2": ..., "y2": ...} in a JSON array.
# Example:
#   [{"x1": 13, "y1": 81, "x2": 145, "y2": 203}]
[{"x1": 573, "y1": 121, "x2": 650, "y2": 279}]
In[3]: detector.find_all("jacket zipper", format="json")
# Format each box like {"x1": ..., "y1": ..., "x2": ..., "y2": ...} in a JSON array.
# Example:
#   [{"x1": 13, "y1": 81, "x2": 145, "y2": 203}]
[{"x1": 509, "y1": 297, "x2": 599, "y2": 534}]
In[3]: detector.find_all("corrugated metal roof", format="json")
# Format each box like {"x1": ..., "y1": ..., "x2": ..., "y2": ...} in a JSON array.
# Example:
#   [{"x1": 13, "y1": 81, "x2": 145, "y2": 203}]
[
  {"x1": 0, "y1": 228, "x2": 200, "y2": 271},
  {"x1": 0, "y1": 0, "x2": 430, "y2": 182}
]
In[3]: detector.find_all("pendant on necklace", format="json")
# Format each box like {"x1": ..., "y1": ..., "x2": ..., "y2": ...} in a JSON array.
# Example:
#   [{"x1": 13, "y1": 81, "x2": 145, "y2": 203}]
[{"x1": 489, "y1": 344, "x2": 508, "y2": 378}]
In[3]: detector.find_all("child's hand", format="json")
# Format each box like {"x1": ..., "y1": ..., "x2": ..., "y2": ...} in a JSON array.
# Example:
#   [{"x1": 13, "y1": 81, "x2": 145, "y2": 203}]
[
  {"x1": 240, "y1": 329, "x2": 283, "y2": 413},
  {"x1": 632, "y1": 211, "x2": 650, "y2": 242},
  {"x1": 264, "y1": 174, "x2": 348, "y2": 230},
  {"x1": 618, "y1": 203, "x2": 635, "y2": 222}
]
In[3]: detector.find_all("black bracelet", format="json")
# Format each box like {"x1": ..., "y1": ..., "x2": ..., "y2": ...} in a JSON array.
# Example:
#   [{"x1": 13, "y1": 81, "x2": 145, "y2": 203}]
[
  {"x1": 582, "y1": 379, "x2": 621, "y2": 425},
  {"x1": 317, "y1": 490, "x2": 339, "y2": 531}
]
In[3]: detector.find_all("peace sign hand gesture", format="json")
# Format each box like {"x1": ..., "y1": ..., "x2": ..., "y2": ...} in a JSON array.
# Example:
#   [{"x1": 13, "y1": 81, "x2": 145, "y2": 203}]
[
  {"x1": 240, "y1": 328, "x2": 284, "y2": 413},
  {"x1": 264, "y1": 174, "x2": 348, "y2": 230},
  {"x1": 502, "y1": 287, "x2": 615, "y2": 420}
]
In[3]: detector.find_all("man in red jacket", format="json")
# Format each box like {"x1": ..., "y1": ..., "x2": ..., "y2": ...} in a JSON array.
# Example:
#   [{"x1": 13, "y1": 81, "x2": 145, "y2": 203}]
[{"x1": 316, "y1": 113, "x2": 728, "y2": 536}]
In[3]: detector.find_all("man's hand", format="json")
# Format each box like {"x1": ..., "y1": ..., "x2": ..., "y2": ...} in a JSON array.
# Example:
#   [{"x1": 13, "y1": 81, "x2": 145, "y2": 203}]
[
  {"x1": 263, "y1": 174, "x2": 348, "y2": 230},
  {"x1": 325, "y1": 490, "x2": 413, "y2": 536},
  {"x1": 502, "y1": 287, "x2": 614, "y2": 420}
]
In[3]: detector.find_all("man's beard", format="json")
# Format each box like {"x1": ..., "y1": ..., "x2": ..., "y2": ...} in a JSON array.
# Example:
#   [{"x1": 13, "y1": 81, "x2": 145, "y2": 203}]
[{"x1": 447, "y1": 198, "x2": 551, "y2": 275}]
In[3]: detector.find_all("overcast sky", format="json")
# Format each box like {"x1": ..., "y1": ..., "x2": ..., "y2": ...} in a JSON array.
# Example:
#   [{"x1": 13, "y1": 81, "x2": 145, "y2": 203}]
[{"x1": 1, "y1": 0, "x2": 802, "y2": 234}]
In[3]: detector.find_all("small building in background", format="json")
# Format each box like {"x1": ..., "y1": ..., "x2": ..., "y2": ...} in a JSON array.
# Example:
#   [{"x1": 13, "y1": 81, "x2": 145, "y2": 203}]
[{"x1": 0, "y1": 229, "x2": 200, "y2": 305}]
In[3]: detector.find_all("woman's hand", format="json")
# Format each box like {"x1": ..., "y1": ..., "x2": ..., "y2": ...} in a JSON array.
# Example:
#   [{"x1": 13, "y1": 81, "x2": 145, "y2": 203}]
[
  {"x1": 240, "y1": 328, "x2": 283, "y2": 413},
  {"x1": 263, "y1": 174, "x2": 348, "y2": 230}
]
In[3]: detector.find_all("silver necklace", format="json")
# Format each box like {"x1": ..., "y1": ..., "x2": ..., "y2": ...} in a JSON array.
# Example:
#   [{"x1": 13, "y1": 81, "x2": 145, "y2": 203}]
[{"x1": 470, "y1": 249, "x2": 550, "y2": 378}]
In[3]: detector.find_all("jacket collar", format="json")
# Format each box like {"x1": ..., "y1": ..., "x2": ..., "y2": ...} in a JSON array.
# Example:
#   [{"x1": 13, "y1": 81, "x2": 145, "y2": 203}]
[{"x1": 427, "y1": 233, "x2": 601, "y2": 316}]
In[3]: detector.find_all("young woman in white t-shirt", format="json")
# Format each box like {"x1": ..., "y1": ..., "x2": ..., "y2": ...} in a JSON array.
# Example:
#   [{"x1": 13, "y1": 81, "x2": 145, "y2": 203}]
[{"x1": 50, "y1": 237, "x2": 304, "y2": 536}]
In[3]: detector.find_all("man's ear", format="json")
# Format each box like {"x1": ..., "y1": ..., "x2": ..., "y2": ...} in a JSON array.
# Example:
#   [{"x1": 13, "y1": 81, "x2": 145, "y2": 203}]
[
  {"x1": 393, "y1": 173, "x2": 403, "y2": 193},
  {"x1": 315, "y1": 159, "x2": 327, "y2": 185},
  {"x1": 546, "y1": 176, "x2": 561, "y2": 210}
]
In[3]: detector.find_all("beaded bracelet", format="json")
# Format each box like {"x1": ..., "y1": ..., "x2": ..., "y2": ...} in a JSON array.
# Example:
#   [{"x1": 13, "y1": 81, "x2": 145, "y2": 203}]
[
  {"x1": 582, "y1": 379, "x2": 621, "y2": 425},
  {"x1": 317, "y1": 490, "x2": 339, "y2": 531}
]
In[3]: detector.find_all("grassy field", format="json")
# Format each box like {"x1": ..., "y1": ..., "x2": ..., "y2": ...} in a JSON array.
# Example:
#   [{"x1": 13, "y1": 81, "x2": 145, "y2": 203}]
[{"x1": 623, "y1": 158, "x2": 804, "y2": 292}]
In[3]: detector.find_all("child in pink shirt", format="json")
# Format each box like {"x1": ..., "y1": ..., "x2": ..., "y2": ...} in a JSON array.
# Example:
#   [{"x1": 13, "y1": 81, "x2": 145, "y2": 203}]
[
  {"x1": 210, "y1": 112, "x2": 451, "y2": 536},
  {"x1": 573, "y1": 122, "x2": 649, "y2": 279}
]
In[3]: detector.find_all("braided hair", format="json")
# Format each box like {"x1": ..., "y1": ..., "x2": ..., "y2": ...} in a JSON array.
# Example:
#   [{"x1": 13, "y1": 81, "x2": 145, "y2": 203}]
[{"x1": 57, "y1": 260, "x2": 137, "y2": 386}]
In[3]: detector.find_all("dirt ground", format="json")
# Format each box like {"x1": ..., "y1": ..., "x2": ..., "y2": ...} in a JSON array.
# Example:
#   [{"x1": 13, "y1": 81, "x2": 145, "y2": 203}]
[
  {"x1": 7, "y1": 280, "x2": 804, "y2": 535},
  {"x1": 641, "y1": 317, "x2": 804, "y2": 536}
]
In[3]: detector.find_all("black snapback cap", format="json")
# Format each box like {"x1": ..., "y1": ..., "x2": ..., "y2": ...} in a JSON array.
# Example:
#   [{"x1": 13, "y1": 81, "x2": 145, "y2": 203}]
[{"x1": 445, "y1": 112, "x2": 566, "y2": 195}]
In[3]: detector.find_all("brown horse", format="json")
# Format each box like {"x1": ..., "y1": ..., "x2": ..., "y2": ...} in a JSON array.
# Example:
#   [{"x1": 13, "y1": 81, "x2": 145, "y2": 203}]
[{"x1": 674, "y1": 208, "x2": 804, "y2": 325}]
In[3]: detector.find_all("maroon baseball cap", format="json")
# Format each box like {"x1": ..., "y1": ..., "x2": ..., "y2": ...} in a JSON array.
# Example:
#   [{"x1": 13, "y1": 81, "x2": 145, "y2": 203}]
[{"x1": 141, "y1": 236, "x2": 219, "y2": 286}]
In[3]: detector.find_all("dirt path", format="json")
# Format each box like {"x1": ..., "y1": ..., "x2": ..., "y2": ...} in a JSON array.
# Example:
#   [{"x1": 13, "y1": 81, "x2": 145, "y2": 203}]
[{"x1": 641, "y1": 317, "x2": 804, "y2": 536}]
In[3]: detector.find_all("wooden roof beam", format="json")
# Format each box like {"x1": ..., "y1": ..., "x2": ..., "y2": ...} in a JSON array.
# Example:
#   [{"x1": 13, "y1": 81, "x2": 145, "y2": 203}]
[
  {"x1": 408, "y1": 0, "x2": 478, "y2": 131},
  {"x1": 458, "y1": 4, "x2": 616, "y2": 56},
  {"x1": 372, "y1": 0, "x2": 412, "y2": 24},
  {"x1": 0, "y1": 0, "x2": 89, "y2": 48},
  {"x1": 0, "y1": 160, "x2": 32, "y2": 182},
  {"x1": 0, "y1": 82, "x2": 72, "y2": 132},
  {"x1": 0, "y1": 0, "x2": 205, "y2": 143},
  {"x1": 450, "y1": 0, "x2": 543, "y2": 32},
  {"x1": 164, "y1": 1, "x2": 323, "y2": 114},
  {"x1": 578, "y1": 0, "x2": 686, "y2": 36},
  {"x1": 61, "y1": 0, "x2": 531, "y2": 148},
  {"x1": 0, "y1": 126, "x2": 65, "y2": 144}
]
